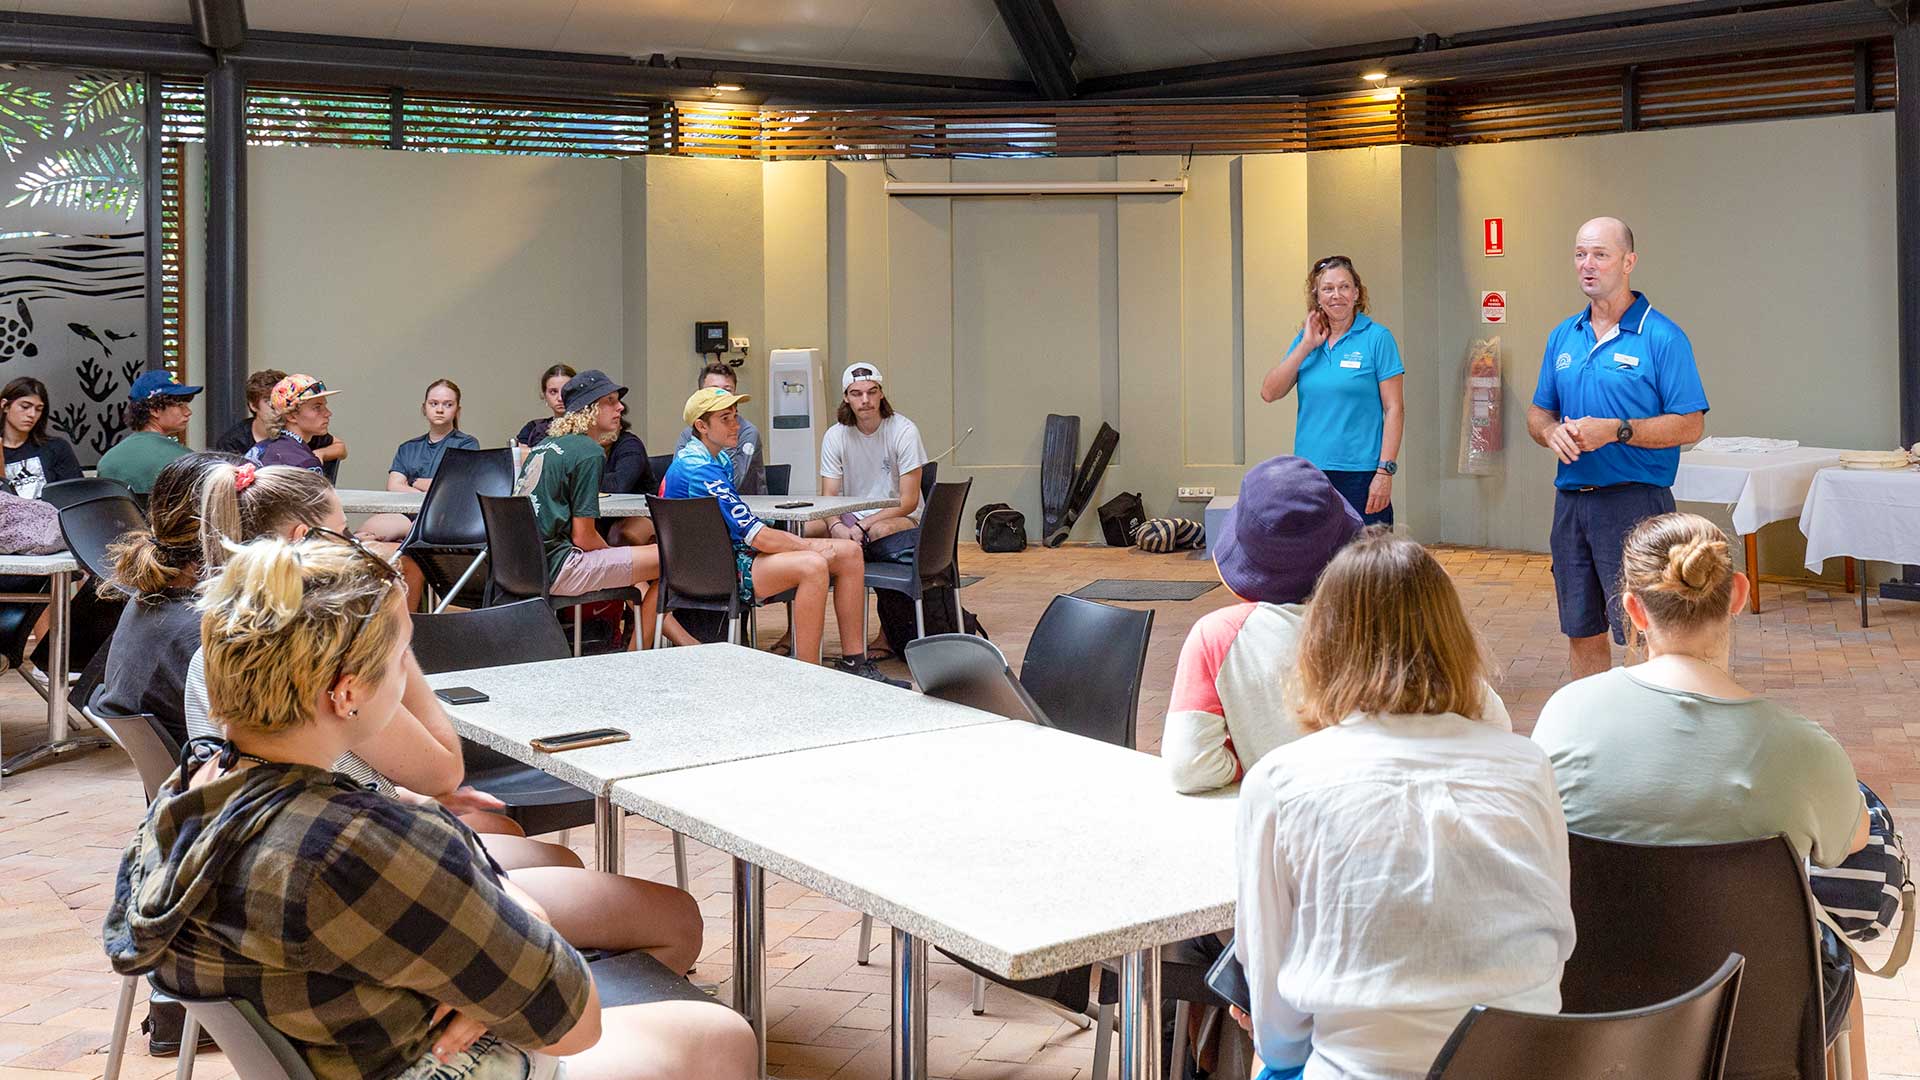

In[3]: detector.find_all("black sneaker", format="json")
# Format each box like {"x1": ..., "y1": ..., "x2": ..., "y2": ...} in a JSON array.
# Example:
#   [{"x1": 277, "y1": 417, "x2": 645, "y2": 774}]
[
  {"x1": 143, "y1": 998, "x2": 218, "y2": 1057},
  {"x1": 836, "y1": 657, "x2": 910, "y2": 688}
]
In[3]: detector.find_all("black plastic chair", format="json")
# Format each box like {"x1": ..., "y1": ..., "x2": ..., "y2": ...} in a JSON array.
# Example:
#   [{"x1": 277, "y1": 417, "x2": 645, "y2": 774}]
[
  {"x1": 41, "y1": 476, "x2": 133, "y2": 510},
  {"x1": 904, "y1": 633, "x2": 1049, "y2": 725},
  {"x1": 1564, "y1": 832, "x2": 1848, "y2": 1080},
  {"x1": 476, "y1": 494, "x2": 640, "y2": 656},
  {"x1": 648, "y1": 453, "x2": 674, "y2": 490},
  {"x1": 1429, "y1": 953, "x2": 1743, "y2": 1080},
  {"x1": 863, "y1": 478, "x2": 971, "y2": 641},
  {"x1": 645, "y1": 494, "x2": 795, "y2": 652},
  {"x1": 410, "y1": 600, "x2": 598, "y2": 840},
  {"x1": 399, "y1": 447, "x2": 514, "y2": 612},
  {"x1": 1020, "y1": 594, "x2": 1153, "y2": 749},
  {"x1": 765, "y1": 462, "x2": 792, "y2": 496},
  {"x1": 56, "y1": 493, "x2": 146, "y2": 584}
]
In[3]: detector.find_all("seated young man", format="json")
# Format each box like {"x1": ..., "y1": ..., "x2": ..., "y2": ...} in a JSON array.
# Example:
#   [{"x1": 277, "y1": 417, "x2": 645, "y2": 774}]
[
  {"x1": 804, "y1": 363, "x2": 927, "y2": 546},
  {"x1": 664, "y1": 386, "x2": 904, "y2": 686},
  {"x1": 96, "y1": 371, "x2": 201, "y2": 495},
  {"x1": 519, "y1": 369, "x2": 692, "y2": 649},
  {"x1": 246, "y1": 373, "x2": 342, "y2": 473},
  {"x1": 674, "y1": 363, "x2": 766, "y2": 495}
]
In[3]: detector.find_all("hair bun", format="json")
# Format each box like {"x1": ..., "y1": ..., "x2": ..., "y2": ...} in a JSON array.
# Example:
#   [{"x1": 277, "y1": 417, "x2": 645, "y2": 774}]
[{"x1": 1664, "y1": 536, "x2": 1728, "y2": 599}]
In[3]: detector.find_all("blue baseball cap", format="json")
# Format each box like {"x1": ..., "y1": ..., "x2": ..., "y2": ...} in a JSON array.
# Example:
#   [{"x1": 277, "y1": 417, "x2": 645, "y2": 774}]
[{"x1": 128, "y1": 370, "x2": 202, "y2": 402}]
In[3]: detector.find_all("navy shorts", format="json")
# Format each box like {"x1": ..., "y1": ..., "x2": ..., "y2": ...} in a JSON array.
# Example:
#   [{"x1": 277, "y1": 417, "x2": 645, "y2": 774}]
[
  {"x1": 1321, "y1": 469, "x2": 1393, "y2": 527},
  {"x1": 1550, "y1": 483, "x2": 1675, "y2": 642}
]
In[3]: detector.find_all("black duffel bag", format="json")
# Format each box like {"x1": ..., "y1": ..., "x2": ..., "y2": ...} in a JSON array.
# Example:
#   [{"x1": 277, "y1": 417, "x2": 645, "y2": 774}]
[
  {"x1": 1097, "y1": 492, "x2": 1146, "y2": 548},
  {"x1": 973, "y1": 503, "x2": 1027, "y2": 553}
]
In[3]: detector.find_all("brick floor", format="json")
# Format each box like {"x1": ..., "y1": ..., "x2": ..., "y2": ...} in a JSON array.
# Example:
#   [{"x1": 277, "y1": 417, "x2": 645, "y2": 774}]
[{"x1": 3, "y1": 541, "x2": 1918, "y2": 1078}]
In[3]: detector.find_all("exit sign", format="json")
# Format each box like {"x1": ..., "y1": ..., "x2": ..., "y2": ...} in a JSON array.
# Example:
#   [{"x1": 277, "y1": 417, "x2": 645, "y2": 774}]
[{"x1": 1484, "y1": 217, "x2": 1505, "y2": 257}]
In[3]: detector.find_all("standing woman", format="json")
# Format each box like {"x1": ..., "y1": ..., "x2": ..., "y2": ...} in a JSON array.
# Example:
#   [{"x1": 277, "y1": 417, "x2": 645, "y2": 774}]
[
  {"x1": 1, "y1": 376, "x2": 81, "y2": 499},
  {"x1": 516, "y1": 363, "x2": 577, "y2": 449},
  {"x1": 1261, "y1": 256, "x2": 1405, "y2": 525}
]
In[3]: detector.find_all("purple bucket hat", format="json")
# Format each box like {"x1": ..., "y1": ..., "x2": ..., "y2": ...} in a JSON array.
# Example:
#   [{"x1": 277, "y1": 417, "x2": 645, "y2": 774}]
[{"x1": 1212, "y1": 456, "x2": 1363, "y2": 604}]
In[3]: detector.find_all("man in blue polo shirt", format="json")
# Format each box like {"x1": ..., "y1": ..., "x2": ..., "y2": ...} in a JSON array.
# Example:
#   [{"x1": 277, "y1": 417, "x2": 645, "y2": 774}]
[{"x1": 1529, "y1": 216, "x2": 1709, "y2": 680}]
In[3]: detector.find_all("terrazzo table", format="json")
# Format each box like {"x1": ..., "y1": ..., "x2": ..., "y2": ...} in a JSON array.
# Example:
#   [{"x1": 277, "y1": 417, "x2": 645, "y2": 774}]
[
  {"x1": 422, "y1": 642, "x2": 1003, "y2": 876},
  {"x1": 611, "y1": 721, "x2": 1238, "y2": 1080},
  {"x1": 334, "y1": 488, "x2": 896, "y2": 523},
  {"x1": 0, "y1": 552, "x2": 106, "y2": 776}
]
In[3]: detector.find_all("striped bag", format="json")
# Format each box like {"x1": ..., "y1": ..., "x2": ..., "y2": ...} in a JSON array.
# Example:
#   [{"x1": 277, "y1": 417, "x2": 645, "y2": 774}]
[{"x1": 1810, "y1": 782, "x2": 1915, "y2": 976}]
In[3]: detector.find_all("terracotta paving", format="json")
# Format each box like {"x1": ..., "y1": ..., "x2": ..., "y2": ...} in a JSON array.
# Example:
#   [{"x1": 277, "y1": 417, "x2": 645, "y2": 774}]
[{"x1": 3, "y1": 541, "x2": 1920, "y2": 1078}]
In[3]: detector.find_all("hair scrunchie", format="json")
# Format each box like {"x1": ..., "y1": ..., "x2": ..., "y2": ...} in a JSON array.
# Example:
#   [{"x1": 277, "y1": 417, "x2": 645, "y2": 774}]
[{"x1": 233, "y1": 463, "x2": 257, "y2": 492}]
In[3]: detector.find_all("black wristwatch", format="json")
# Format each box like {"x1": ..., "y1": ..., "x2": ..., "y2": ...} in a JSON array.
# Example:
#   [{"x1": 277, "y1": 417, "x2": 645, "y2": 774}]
[
  {"x1": 1615, "y1": 420, "x2": 1634, "y2": 445},
  {"x1": 1376, "y1": 460, "x2": 1398, "y2": 476}
]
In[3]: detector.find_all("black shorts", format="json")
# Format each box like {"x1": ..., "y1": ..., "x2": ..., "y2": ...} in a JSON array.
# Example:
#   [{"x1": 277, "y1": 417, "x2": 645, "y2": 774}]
[{"x1": 1550, "y1": 483, "x2": 1675, "y2": 643}]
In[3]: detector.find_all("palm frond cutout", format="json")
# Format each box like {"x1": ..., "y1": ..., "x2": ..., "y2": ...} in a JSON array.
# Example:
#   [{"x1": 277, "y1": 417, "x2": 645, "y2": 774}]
[
  {"x1": 0, "y1": 82, "x2": 54, "y2": 163},
  {"x1": 6, "y1": 144, "x2": 141, "y2": 220},
  {"x1": 62, "y1": 76, "x2": 142, "y2": 139}
]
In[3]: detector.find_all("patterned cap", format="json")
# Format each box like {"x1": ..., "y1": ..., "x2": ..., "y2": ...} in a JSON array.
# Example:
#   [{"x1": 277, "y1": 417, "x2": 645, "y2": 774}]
[{"x1": 269, "y1": 374, "x2": 340, "y2": 415}]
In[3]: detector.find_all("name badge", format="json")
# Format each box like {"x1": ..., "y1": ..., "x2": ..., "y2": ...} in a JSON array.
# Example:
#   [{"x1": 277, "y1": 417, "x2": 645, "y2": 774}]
[
  {"x1": 1340, "y1": 359, "x2": 1362, "y2": 369},
  {"x1": 1613, "y1": 354, "x2": 1640, "y2": 368}
]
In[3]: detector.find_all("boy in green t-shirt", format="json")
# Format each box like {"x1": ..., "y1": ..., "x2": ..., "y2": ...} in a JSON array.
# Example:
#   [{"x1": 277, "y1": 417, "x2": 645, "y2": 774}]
[{"x1": 97, "y1": 370, "x2": 200, "y2": 494}]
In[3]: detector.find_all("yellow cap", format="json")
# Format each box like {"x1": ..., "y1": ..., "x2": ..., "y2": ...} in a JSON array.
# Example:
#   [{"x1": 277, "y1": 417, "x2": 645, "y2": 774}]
[{"x1": 683, "y1": 386, "x2": 751, "y2": 426}]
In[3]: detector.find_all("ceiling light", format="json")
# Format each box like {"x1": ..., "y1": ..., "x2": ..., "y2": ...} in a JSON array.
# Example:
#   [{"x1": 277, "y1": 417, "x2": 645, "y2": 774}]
[
  {"x1": 712, "y1": 83, "x2": 744, "y2": 92},
  {"x1": 1361, "y1": 71, "x2": 1389, "y2": 84}
]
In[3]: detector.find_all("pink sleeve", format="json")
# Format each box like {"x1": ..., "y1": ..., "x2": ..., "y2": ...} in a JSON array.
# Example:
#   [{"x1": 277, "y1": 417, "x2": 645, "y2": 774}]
[
  {"x1": 1164, "y1": 604, "x2": 1258, "y2": 787},
  {"x1": 1170, "y1": 604, "x2": 1253, "y2": 718}
]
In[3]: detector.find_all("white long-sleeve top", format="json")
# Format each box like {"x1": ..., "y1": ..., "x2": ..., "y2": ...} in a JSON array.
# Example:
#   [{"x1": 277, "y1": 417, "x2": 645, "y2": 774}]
[{"x1": 1234, "y1": 711, "x2": 1575, "y2": 1079}]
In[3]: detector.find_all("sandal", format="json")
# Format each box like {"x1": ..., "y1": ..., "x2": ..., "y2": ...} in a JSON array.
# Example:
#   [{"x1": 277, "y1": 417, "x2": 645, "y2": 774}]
[
  {"x1": 769, "y1": 639, "x2": 793, "y2": 657},
  {"x1": 865, "y1": 645, "x2": 898, "y2": 663}
]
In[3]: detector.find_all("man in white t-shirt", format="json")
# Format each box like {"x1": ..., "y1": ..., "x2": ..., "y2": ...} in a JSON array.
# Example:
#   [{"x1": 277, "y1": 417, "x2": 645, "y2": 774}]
[{"x1": 805, "y1": 363, "x2": 928, "y2": 545}]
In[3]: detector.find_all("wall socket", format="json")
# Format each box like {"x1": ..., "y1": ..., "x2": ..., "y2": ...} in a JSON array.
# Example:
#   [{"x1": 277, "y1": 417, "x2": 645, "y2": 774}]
[
  {"x1": 729, "y1": 336, "x2": 750, "y2": 352},
  {"x1": 1177, "y1": 486, "x2": 1216, "y2": 500}
]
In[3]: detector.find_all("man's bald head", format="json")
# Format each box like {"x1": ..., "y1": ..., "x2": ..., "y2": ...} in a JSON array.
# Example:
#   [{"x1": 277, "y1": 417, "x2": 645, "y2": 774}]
[
  {"x1": 1578, "y1": 216, "x2": 1634, "y2": 253},
  {"x1": 1573, "y1": 216, "x2": 1637, "y2": 305}
]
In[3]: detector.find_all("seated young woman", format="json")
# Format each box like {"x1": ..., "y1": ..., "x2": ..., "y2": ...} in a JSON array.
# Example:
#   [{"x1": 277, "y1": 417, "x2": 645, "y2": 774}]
[
  {"x1": 96, "y1": 452, "x2": 244, "y2": 746},
  {"x1": 1235, "y1": 530, "x2": 1574, "y2": 1080},
  {"x1": 104, "y1": 533, "x2": 755, "y2": 1080},
  {"x1": 1532, "y1": 511, "x2": 1871, "y2": 1075},
  {"x1": 359, "y1": 378, "x2": 479, "y2": 543},
  {"x1": 183, "y1": 461, "x2": 704, "y2": 966}
]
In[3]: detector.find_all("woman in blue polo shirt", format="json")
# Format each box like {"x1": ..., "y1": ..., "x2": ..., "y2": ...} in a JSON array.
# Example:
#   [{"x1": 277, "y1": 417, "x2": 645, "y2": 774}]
[{"x1": 1260, "y1": 255, "x2": 1405, "y2": 525}]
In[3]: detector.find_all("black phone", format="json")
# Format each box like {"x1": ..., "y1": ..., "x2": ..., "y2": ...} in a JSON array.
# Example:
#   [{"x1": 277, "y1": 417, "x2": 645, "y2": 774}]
[
  {"x1": 434, "y1": 686, "x2": 491, "y2": 705},
  {"x1": 774, "y1": 500, "x2": 813, "y2": 509},
  {"x1": 529, "y1": 727, "x2": 630, "y2": 753},
  {"x1": 1204, "y1": 941, "x2": 1252, "y2": 1014}
]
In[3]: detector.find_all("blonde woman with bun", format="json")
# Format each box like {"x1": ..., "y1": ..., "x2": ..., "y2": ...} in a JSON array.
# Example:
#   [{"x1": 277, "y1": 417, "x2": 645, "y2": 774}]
[
  {"x1": 1533, "y1": 511, "x2": 1870, "y2": 1074},
  {"x1": 105, "y1": 535, "x2": 756, "y2": 1080}
]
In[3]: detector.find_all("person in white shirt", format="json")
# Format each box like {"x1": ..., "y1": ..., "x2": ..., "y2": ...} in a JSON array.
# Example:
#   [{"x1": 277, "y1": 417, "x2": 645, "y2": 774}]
[
  {"x1": 805, "y1": 363, "x2": 928, "y2": 545},
  {"x1": 1233, "y1": 529, "x2": 1575, "y2": 1080}
]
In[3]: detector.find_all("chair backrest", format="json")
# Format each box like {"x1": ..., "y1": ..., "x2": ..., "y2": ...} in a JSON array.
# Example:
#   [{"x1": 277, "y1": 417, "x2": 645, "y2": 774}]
[
  {"x1": 57, "y1": 493, "x2": 147, "y2": 582},
  {"x1": 163, "y1": 985, "x2": 318, "y2": 1080},
  {"x1": 85, "y1": 694, "x2": 179, "y2": 803},
  {"x1": 764, "y1": 462, "x2": 792, "y2": 496},
  {"x1": 919, "y1": 459, "x2": 938, "y2": 499},
  {"x1": 475, "y1": 494, "x2": 553, "y2": 604},
  {"x1": 41, "y1": 476, "x2": 132, "y2": 510},
  {"x1": 410, "y1": 599, "x2": 570, "y2": 674},
  {"x1": 647, "y1": 453, "x2": 674, "y2": 491},
  {"x1": 904, "y1": 633, "x2": 1050, "y2": 726},
  {"x1": 1563, "y1": 832, "x2": 1825, "y2": 1079},
  {"x1": 1428, "y1": 952, "x2": 1743, "y2": 1080},
  {"x1": 406, "y1": 447, "x2": 514, "y2": 549},
  {"x1": 646, "y1": 495, "x2": 744, "y2": 607},
  {"x1": 915, "y1": 478, "x2": 972, "y2": 581},
  {"x1": 1019, "y1": 594, "x2": 1153, "y2": 748}
]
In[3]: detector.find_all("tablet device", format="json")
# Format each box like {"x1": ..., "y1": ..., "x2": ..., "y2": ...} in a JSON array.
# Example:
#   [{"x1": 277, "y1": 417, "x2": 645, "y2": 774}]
[{"x1": 1205, "y1": 941, "x2": 1252, "y2": 1014}]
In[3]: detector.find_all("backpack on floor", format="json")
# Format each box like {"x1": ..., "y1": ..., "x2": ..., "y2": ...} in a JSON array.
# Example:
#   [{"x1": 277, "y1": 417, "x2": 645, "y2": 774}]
[
  {"x1": 974, "y1": 504, "x2": 1027, "y2": 553},
  {"x1": 1097, "y1": 492, "x2": 1146, "y2": 548},
  {"x1": 877, "y1": 584, "x2": 986, "y2": 657}
]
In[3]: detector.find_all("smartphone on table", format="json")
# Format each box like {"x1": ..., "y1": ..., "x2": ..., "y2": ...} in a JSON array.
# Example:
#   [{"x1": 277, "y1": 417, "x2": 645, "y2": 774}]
[
  {"x1": 529, "y1": 728, "x2": 631, "y2": 753},
  {"x1": 434, "y1": 686, "x2": 491, "y2": 705}
]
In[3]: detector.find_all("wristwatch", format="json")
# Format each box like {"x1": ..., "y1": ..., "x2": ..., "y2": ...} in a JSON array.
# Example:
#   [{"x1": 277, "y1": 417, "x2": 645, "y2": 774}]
[
  {"x1": 1376, "y1": 460, "x2": 1398, "y2": 476},
  {"x1": 1615, "y1": 420, "x2": 1634, "y2": 445}
]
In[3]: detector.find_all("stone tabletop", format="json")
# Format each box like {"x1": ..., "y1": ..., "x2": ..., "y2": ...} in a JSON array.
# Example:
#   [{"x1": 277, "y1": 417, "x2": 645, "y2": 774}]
[
  {"x1": 611, "y1": 722, "x2": 1239, "y2": 980},
  {"x1": 336, "y1": 488, "x2": 895, "y2": 523},
  {"x1": 425, "y1": 642, "x2": 1000, "y2": 795},
  {"x1": 0, "y1": 552, "x2": 79, "y2": 575}
]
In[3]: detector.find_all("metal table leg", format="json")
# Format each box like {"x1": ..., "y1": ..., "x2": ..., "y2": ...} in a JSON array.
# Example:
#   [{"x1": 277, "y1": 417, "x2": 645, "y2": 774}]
[
  {"x1": 593, "y1": 796, "x2": 625, "y2": 875},
  {"x1": 3, "y1": 570, "x2": 106, "y2": 777},
  {"x1": 733, "y1": 858, "x2": 767, "y2": 1077},
  {"x1": 1119, "y1": 947, "x2": 1162, "y2": 1080},
  {"x1": 890, "y1": 928, "x2": 928, "y2": 1080}
]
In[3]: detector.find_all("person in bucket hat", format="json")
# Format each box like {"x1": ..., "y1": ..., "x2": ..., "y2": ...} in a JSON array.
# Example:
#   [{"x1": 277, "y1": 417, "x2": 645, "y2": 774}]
[{"x1": 1161, "y1": 455, "x2": 1512, "y2": 792}]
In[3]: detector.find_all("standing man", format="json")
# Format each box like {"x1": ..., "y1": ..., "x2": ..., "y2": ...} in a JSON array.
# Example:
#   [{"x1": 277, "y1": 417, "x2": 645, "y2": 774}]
[
  {"x1": 97, "y1": 371, "x2": 201, "y2": 495},
  {"x1": 1528, "y1": 217, "x2": 1708, "y2": 680}
]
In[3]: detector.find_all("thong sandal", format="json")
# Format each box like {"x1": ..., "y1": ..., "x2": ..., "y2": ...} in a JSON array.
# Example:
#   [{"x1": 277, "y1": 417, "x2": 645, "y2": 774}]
[
  {"x1": 769, "y1": 640, "x2": 793, "y2": 657},
  {"x1": 865, "y1": 645, "x2": 898, "y2": 663}
]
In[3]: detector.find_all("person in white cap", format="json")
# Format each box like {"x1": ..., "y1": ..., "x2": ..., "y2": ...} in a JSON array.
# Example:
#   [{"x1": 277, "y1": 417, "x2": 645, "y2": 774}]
[{"x1": 806, "y1": 362, "x2": 929, "y2": 546}]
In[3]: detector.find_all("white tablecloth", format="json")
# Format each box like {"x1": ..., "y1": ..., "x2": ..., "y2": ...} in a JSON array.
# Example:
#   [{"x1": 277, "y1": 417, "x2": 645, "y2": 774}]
[
  {"x1": 1673, "y1": 447, "x2": 1846, "y2": 535},
  {"x1": 1799, "y1": 467, "x2": 1920, "y2": 571}
]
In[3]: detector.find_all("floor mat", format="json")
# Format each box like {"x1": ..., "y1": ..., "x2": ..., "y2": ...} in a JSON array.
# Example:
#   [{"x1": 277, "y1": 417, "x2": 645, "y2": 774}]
[{"x1": 1070, "y1": 579, "x2": 1217, "y2": 602}]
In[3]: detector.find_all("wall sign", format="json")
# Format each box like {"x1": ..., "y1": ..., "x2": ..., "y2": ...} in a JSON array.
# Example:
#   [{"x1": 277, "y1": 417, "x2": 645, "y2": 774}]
[
  {"x1": 1481, "y1": 291, "x2": 1507, "y2": 324},
  {"x1": 1484, "y1": 217, "x2": 1505, "y2": 257}
]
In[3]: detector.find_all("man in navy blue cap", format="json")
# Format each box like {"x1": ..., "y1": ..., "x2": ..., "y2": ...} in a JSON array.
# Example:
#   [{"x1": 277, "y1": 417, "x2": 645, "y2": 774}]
[{"x1": 97, "y1": 370, "x2": 202, "y2": 494}]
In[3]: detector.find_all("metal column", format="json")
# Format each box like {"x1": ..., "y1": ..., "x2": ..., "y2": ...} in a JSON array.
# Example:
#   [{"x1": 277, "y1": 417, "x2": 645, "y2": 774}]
[
  {"x1": 142, "y1": 72, "x2": 165, "y2": 373},
  {"x1": 1885, "y1": 15, "x2": 1920, "y2": 608},
  {"x1": 204, "y1": 61, "x2": 246, "y2": 426}
]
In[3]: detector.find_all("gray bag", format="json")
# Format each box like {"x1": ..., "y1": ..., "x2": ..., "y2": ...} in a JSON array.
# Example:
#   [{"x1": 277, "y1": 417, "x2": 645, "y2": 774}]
[{"x1": 0, "y1": 491, "x2": 65, "y2": 555}]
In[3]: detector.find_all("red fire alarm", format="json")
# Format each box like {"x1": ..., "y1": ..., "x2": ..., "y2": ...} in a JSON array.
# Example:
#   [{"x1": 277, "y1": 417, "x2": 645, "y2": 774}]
[{"x1": 1484, "y1": 217, "x2": 1505, "y2": 257}]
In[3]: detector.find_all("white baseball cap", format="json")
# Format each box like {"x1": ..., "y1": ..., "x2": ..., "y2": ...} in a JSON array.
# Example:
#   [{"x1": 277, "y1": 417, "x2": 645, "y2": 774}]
[{"x1": 841, "y1": 362, "x2": 883, "y2": 390}]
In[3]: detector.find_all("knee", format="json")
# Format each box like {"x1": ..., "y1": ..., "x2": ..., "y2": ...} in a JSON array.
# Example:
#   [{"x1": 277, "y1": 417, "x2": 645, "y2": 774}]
[
  {"x1": 676, "y1": 1003, "x2": 758, "y2": 1080},
  {"x1": 802, "y1": 551, "x2": 831, "y2": 582}
]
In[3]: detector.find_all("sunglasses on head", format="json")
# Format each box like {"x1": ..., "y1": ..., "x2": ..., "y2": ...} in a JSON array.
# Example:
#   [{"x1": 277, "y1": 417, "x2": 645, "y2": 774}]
[{"x1": 304, "y1": 527, "x2": 403, "y2": 685}]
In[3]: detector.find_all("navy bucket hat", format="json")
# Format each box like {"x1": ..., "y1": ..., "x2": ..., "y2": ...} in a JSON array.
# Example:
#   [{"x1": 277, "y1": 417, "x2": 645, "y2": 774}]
[{"x1": 1212, "y1": 455, "x2": 1363, "y2": 605}]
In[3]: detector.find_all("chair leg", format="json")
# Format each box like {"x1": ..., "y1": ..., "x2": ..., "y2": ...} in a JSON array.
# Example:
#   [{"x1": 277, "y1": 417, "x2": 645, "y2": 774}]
[
  {"x1": 726, "y1": 616, "x2": 740, "y2": 646},
  {"x1": 572, "y1": 605, "x2": 583, "y2": 658},
  {"x1": 672, "y1": 832, "x2": 689, "y2": 891},
  {"x1": 175, "y1": 1014, "x2": 199, "y2": 1080},
  {"x1": 953, "y1": 585, "x2": 964, "y2": 633},
  {"x1": 653, "y1": 607, "x2": 666, "y2": 650},
  {"x1": 1091, "y1": 1003, "x2": 1115, "y2": 1080},
  {"x1": 1170, "y1": 1000, "x2": 1191, "y2": 1080},
  {"x1": 1835, "y1": 1027, "x2": 1855, "y2": 1080},
  {"x1": 104, "y1": 975, "x2": 136, "y2": 1080},
  {"x1": 913, "y1": 599, "x2": 925, "y2": 641},
  {"x1": 971, "y1": 973, "x2": 987, "y2": 1015},
  {"x1": 857, "y1": 913, "x2": 874, "y2": 966}
]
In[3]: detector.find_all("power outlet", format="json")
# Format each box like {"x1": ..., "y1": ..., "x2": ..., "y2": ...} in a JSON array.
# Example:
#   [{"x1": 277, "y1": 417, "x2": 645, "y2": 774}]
[
  {"x1": 1177, "y1": 486, "x2": 1216, "y2": 500},
  {"x1": 728, "y1": 336, "x2": 750, "y2": 352}
]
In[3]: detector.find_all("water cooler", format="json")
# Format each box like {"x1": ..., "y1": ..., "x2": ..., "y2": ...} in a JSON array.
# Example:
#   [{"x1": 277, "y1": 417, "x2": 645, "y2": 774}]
[{"x1": 768, "y1": 348, "x2": 821, "y2": 495}]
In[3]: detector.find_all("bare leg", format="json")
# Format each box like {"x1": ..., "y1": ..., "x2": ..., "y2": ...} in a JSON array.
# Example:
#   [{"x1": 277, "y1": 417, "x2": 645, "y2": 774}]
[
  {"x1": 817, "y1": 537, "x2": 868, "y2": 658},
  {"x1": 510, "y1": 866, "x2": 703, "y2": 969},
  {"x1": 751, "y1": 551, "x2": 830, "y2": 664},
  {"x1": 461, "y1": 811, "x2": 527, "y2": 837},
  {"x1": 561, "y1": 1001, "x2": 757, "y2": 1080},
  {"x1": 357, "y1": 513, "x2": 412, "y2": 543},
  {"x1": 609, "y1": 518, "x2": 655, "y2": 547},
  {"x1": 860, "y1": 517, "x2": 915, "y2": 542},
  {"x1": 1567, "y1": 633, "x2": 1612, "y2": 681},
  {"x1": 480, "y1": 833, "x2": 586, "y2": 871},
  {"x1": 623, "y1": 546, "x2": 696, "y2": 647}
]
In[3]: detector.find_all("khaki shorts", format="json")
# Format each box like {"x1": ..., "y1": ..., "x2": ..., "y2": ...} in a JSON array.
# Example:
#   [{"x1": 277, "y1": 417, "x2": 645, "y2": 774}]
[{"x1": 550, "y1": 546, "x2": 636, "y2": 596}]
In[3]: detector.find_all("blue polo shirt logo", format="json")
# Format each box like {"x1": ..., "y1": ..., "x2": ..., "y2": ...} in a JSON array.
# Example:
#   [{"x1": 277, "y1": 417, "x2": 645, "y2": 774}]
[{"x1": 1531, "y1": 291, "x2": 1710, "y2": 490}]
